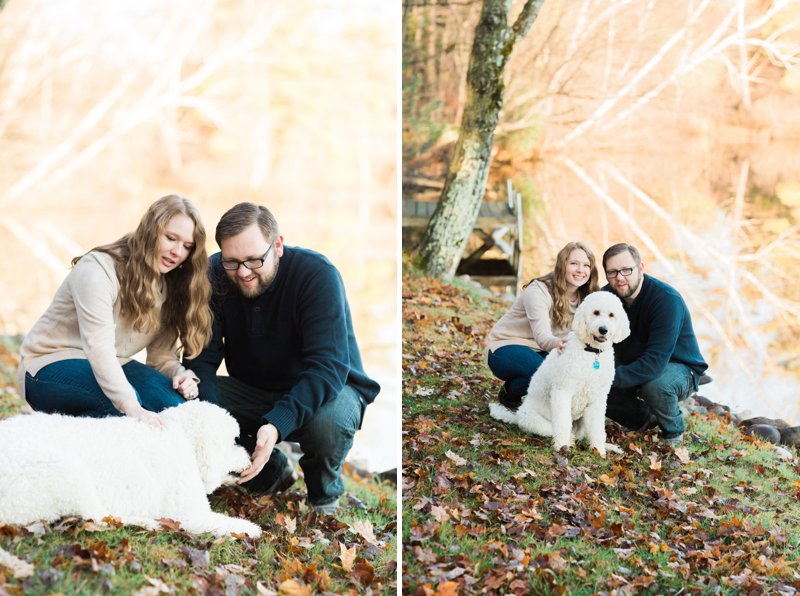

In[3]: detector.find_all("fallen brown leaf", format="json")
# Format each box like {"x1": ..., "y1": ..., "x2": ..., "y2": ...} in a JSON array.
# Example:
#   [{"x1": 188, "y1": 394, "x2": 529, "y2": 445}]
[
  {"x1": 339, "y1": 543, "x2": 357, "y2": 571},
  {"x1": 445, "y1": 450, "x2": 468, "y2": 466},
  {"x1": 277, "y1": 579, "x2": 313, "y2": 596},
  {"x1": 351, "y1": 558, "x2": 375, "y2": 586},
  {"x1": 0, "y1": 546, "x2": 34, "y2": 579},
  {"x1": 350, "y1": 519, "x2": 378, "y2": 544}
]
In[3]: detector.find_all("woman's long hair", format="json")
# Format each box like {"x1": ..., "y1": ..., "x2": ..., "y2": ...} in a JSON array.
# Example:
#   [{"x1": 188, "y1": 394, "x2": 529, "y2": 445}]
[
  {"x1": 524, "y1": 241, "x2": 599, "y2": 330},
  {"x1": 73, "y1": 195, "x2": 212, "y2": 358}
]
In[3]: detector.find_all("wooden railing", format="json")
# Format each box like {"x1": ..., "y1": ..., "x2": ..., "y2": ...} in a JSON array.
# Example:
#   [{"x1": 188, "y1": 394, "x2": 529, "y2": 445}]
[{"x1": 402, "y1": 179, "x2": 523, "y2": 295}]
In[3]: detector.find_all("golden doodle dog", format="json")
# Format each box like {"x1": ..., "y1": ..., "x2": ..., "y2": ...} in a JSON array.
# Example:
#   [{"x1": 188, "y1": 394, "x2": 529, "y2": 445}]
[
  {"x1": 0, "y1": 400, "x2": 261, "y2": 537},
  {"x1": 490, "y1": 291, "x2": 630, "y2": 457}
]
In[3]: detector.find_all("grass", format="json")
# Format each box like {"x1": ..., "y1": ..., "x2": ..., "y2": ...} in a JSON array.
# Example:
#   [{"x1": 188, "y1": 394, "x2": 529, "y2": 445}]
[
  {"x1": 402, "y1": 270, "x2": 800, "y2": 594},
  {"x1": 0, "y1": 338, "x2": 397, "y2": 595}
]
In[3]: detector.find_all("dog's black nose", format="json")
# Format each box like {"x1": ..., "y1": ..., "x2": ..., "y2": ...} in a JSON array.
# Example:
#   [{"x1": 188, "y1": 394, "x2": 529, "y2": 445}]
[{"x1": 598, "y1": 326, "x2": 608, "y2": 335}]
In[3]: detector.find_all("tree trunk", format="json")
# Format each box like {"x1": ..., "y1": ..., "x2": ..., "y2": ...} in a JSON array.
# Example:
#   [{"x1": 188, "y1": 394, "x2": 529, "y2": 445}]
[{"x1": 418, "y1": 0, "x2": 544, "y2": 280}]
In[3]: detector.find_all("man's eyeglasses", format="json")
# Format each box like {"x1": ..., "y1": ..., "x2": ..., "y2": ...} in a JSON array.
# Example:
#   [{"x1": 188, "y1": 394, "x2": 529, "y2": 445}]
[
  {"x1": 220, "y1": 244, "x2": 274, "y2": 271},
  {"x1": 605, "y1": 267, "x2": 634, "y2": 279}
]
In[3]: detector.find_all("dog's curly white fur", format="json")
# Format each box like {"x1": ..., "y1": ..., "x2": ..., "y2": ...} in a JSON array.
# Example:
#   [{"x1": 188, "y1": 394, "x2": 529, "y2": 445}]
[
  {"x1": 0, "y1": 400, "x2": 261, "y2": 537},
  {"x1": 490, "y1": 291, "x2": 630, "y2": 457}
]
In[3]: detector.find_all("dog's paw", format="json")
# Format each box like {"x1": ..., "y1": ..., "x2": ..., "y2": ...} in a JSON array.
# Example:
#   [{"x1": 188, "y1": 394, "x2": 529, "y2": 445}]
[
  {"x1": 604, "y1": 443, "x2": 623, "y2": 455},
  {"x1": 552, "y1": 445, "x2": 570, "y2": 466},
  {"x1": 221, "y1": 518, "x2": 262, "y2": 538},
  {"x1": 231, "y1": 520, "x2": 261, "y2": 538}
]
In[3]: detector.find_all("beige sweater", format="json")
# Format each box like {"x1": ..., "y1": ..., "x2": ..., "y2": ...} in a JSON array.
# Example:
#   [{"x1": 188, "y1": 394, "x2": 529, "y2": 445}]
[
  {"x1": 486, "y1": 280, "x2": 576, "y2": 354},
  {"x1": 19, "y1": 251, "x2": 196, "y2": 410}
]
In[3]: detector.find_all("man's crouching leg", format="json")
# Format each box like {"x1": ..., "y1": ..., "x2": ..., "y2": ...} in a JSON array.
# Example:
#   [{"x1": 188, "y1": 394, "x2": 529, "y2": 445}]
[
  {"x1": 639, "y1": 363, "x2": 695, "y2": 442},
  {"x1": 291, "y1": 385, "x2": 365, "y2": 515}
]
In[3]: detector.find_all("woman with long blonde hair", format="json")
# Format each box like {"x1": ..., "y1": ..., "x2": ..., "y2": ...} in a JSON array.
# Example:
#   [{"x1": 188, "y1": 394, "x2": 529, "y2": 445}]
[
  {"x1": 485, "y1": 241, "x2": 599, "y2": 410},
  {"x1": 20, "y1": 195, "x2": 212, "y2": 427}
]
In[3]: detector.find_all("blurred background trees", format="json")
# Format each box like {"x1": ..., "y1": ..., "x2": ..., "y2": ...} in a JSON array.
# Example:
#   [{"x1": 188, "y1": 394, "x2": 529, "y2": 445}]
[
  {"x1": 0, "y1": 0, "x2": 397, "y2": 472},
  {"x1": 403, "y1": 0, "x2": 800, "y2": 420}
]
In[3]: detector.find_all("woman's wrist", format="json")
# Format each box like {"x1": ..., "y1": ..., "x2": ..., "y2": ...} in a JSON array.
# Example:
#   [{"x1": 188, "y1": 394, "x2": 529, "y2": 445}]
[{"x1": 118, "y1": 399, "x2": 143, "y2": 415}]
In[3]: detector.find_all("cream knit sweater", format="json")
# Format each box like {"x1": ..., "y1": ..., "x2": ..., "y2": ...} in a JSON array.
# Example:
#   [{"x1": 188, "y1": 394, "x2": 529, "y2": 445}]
[
  {"x1": 486, "y1": 280, "x2": 576, "y2": 354},
  {"x1": 19, "y1": 251, "x2": 196, "y2": 410}
]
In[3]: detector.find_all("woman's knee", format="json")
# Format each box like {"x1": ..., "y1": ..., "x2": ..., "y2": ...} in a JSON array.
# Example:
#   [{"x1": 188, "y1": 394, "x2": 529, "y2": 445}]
[
  {"x1": 122, "y1": 362, "x2": 182, "y2": 412},
  {"x1": 25, "y1": 364, "x2": 119, "y2": 417},
  {"x1": 135, "y1": 384, "x2": 183, "y2": 412},
  {"x1": 489, "y1": 346, "x2": 544, "y2": 380}
]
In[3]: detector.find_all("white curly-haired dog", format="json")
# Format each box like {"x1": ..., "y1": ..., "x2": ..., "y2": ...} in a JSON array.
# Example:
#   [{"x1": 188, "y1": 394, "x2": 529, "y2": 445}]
[
  {"x1": 490, "y1": 291, "x2": 630, "y2": 457},
  {"x1": 0, "y1": 400, "x2": 261, "y2": 537}
]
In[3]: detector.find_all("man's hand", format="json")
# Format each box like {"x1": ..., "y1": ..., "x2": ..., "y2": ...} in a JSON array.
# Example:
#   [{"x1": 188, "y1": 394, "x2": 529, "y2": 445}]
[{"x1": 238, "y1": 423, "x2": 280, "y2": 484}]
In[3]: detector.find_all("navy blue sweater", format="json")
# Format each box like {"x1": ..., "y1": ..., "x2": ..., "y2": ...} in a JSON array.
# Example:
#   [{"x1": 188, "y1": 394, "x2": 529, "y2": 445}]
[
  {"x1": 603, "y1": 274, "x2": 707, "y2": 389},
  {"x1": 186, "y1": 247, "x2": 380, "y2": 440}
]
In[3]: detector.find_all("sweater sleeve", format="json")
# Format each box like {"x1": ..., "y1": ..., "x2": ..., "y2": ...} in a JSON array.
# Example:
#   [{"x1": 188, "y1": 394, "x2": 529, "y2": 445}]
[
  {"x1": 70, "y1": 257, "x2": 138, "y2": 411},
  {"x1": 612, "y1": 292, "x2": 683, "y2": 389},
  {"x1": 522, "y1": 282, "x2": 561, "y2": 352},
  {"x1": 262, "y1": 263, "x2": 350, "y2": 440}
]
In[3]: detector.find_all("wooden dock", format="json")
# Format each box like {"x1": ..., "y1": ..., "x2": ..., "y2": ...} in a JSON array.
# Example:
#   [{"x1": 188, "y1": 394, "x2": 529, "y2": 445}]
[{"x1": 402, "y1": 180, "x2": 523, "y2": 294}]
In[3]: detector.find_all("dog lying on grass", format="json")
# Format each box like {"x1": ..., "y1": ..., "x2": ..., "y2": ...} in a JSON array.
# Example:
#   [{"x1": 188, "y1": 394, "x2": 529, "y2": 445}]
[
  {"x1": 490, "y1": 291, "x2": 630, "y2": 457},
  {"x1": 0, "y1": 400, "x2": 261, "y2": 537}
]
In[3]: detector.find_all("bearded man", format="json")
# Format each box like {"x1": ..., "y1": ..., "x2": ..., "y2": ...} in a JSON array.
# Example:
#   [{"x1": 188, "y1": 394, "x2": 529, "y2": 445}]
[
  {"x1": 186, "y1": 202, "x2": 379, "y2": 514},
  {"x1": 601, "y1": 243, "x2": 707, "y2": 444}
]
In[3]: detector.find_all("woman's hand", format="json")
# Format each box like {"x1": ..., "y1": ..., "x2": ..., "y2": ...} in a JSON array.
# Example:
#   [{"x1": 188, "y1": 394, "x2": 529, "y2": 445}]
[
  {"x1": 173, "y1": 375, "x2": 199, "y2": 400},
  {"x1": 555, "y1": 337, "x2": 569, "y2": 355},
  {"x1": 120, "y1": 400, "x2": 166, "y2": 429}
]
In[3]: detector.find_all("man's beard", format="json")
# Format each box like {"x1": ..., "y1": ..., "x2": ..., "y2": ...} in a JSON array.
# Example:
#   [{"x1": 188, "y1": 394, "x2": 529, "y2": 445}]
[
  {"x1": 228, "y1": 264, "x2": 277, "y2": 299},
  {"x1": 613, "y1": 276, "x2": 641, "y2": 299},
  {"x1": 233, "y1": 275, "x2": 267, "y2": 298}
]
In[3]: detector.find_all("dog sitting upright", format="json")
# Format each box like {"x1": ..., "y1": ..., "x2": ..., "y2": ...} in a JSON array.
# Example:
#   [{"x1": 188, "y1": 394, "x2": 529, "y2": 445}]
[
  {"x1": 490, "y1": 291, "x2": 630, "y2": 457},
  {"x1": 0, "y1": 400, "x2": 261, "y2": 537}
]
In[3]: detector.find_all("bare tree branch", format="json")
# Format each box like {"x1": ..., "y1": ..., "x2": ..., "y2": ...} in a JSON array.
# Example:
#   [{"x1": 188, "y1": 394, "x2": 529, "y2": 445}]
[
  {"x1": 511, "y1": 0, "x2": 545, "y2": 40},
  {"x1": 563, "y1": 156, "x2": 780, "y2": 403}
]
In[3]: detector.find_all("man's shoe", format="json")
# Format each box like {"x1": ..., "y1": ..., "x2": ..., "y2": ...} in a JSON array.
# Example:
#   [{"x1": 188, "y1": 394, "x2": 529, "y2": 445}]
[
  {"x1": 498, "y1": 386, "x2": 522, "y2": 411},
  {"x1": 638, "y1": 414, "x2": 659, "y2": 433},
  {"x1": 264, "y1": 464, "x2": 298, "y2": 495},
  {"x1": 312, "y1": 498, "x2": 340, "y2": 516},
  {"x1": 243, "y1": 456, "x2": 298, "y2": 495},
  {"x1": 663, "y1": 433, "x2": 683, "y2": 445}
]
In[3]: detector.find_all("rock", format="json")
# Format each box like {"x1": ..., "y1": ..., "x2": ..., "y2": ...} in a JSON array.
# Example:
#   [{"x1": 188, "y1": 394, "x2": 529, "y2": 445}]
[
  {"x1": 708, "y1": 405, "x2": 731, "y2": 417},
  {"x1": 377, "y1": 468, "x2": 398, "y2": 486},
  {"x1": 739, "y1": 416, "x2": 791, "y2": 430},
  {"x1": 686, "y1": 404, "x2": 708, "y2": 416},
  {"x1": 779, "y1": 426, "x2": 800, "y2": 448},
  {"x1": 741, "y1": 424, "x2": 781, "y2": 444},
  {"x1": 692, "y1": 394, "x2": 718, "y2": 408}
]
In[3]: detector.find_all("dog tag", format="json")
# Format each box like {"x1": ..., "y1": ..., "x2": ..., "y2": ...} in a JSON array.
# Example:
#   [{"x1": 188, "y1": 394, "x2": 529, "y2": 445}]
[{"x1": 593, "y1": 360, "x2": 600, "y2": 370}]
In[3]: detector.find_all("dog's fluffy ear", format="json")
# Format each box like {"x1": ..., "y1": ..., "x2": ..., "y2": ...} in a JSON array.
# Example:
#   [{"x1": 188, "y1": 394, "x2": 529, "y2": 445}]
[
  {"x1": 168, "y1": 401, "x2": 243, "y2": 493},
  {"x1": 572, "y1": 302, "x2": 590, "y2": 338},
  {"x1": 612, "y1": 301, "x2": 631, "y2": 343}
]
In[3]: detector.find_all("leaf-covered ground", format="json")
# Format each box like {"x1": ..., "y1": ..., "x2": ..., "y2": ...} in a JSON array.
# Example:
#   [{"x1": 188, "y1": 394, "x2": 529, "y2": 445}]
[
  {"x1": 0, "y1": 337, "x2": 397, "y2": 595},
  {"x1": 402, "y1": 273, "x2": 800, "y2": 595}
]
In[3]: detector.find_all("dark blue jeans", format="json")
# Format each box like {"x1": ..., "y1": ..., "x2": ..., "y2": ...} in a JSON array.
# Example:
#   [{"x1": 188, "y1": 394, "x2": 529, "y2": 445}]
[
  {"x1": 487, "y1": 345, "x2": 548, "y2": 400},
  {"x1": 214, "y1": 376, "x2": 366, "y2": 507},
  {"x1": 606, "y1": 362, "x2": 696, "y2": 439},
  {"x1": 25, "y1": 359, "x2": 184, "y2": 417}
]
